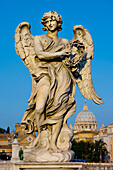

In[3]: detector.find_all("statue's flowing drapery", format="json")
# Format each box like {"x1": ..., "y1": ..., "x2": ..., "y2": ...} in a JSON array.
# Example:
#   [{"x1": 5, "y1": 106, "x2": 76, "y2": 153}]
[{"x1": 21, "y1": 35, "x2": 76, "y2": 132}]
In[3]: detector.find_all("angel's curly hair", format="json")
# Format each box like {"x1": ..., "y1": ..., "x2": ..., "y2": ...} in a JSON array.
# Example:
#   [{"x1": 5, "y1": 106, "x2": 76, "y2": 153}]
[{"x1": 41, "y1": 11, "x2": 63, "y2": 31}]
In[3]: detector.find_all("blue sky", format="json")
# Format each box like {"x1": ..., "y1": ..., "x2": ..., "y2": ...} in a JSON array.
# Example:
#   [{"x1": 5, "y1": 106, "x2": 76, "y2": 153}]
[{"x1": 0, "y1": 0, "x2": 113, "y2": 132}]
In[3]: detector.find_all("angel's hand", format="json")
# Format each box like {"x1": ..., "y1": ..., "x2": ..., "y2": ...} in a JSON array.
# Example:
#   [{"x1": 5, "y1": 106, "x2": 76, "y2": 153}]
[{"x1": 60, "y1": 48, "x2": 71, "y2": 57}]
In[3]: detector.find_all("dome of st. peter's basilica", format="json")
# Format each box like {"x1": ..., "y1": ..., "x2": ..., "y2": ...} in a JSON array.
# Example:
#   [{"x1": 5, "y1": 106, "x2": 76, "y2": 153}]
[{"x1": 74, "y1": 102, "x2": 98, "y2": 132}]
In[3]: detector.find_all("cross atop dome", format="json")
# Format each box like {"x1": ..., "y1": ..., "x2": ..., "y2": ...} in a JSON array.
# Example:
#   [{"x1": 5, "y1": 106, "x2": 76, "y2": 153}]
[{"x1": 83, "y1": 101, "x2": 88, "y2": 111}]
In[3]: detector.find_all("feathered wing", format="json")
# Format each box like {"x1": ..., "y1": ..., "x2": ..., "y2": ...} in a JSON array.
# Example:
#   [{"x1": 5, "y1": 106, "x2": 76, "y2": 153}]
[
  {"x1": 15, "y1": 22, "x2": 38, "y2": 122},
  {"x1": 70, "y1": 25, "x2": 104, "y2": 104},
  {"x1": 15, "y1": 22, "x2": 37, "y2": 72}
]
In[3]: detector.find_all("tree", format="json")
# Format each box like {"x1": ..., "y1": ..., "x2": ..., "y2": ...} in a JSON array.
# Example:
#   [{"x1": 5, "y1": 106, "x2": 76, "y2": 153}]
[
  {"x1": 93, "y1": 139, "x2": 107, "y2": 162},
  {"x1": 6, "y1": 126, "x2": 10, "y2": 133},
  {"x1": 0, "y1": 127, "x2": 6, "y2": 133},
  {"x1": 72, "y1": 139, "x2": 107, "y2": 163}
]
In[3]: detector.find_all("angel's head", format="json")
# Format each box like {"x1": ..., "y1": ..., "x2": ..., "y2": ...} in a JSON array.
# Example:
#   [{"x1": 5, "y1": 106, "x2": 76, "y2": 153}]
[{"x1": 41, "y1": 11, "x2": 63, "y2": 32}]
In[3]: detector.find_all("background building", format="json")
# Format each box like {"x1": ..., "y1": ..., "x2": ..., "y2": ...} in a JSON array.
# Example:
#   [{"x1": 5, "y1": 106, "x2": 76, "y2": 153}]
[
  {"x1": 15, "y1": 123, "x2": 35, "y2": 150},
  {"x1": 73, "y1": 102, "x2": 113, "y2": 162},
  {"x1": 0, "y1": 123, "x2": 36, "y2": 160},
  {"x1": 94, "y1": 123, "x2": 113, "y2": 162},
  {"x1": 73, "y1": 102, "x2": 98, "y2": 141},
  {"x1": 0, "y1": 133, "x2": 12, "y2": 157}
]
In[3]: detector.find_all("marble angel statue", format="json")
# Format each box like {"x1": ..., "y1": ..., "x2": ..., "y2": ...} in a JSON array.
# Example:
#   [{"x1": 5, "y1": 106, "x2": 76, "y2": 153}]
[{"x1": 14, "y1": 11, "x2": 103, "y2": 162}]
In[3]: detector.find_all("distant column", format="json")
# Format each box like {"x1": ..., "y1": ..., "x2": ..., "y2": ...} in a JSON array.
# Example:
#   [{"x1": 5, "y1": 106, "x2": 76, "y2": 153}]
[
  {"x1": 95, "y1": 124, "x2": 96, "y2": 130},
  {"x1": 11, "y1": 138, "x2": 20, "y2": 163}
]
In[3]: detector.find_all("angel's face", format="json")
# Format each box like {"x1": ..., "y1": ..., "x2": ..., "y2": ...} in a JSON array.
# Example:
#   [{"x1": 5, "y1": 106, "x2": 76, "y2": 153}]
[{"x1": 45, "y1": 17, "x2": 58, "y2": 32}]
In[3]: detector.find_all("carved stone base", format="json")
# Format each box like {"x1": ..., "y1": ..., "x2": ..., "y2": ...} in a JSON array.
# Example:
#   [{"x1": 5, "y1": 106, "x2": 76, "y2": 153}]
[
  {"x1": 23, "y1": 148, "x2": 74, "y2": 162},
  {"x1": 1, "y1": 161, "x2": 113, "y2": 170},
  {"x1": 0, "y1": 162, "x2": 83, "y2": 170}
]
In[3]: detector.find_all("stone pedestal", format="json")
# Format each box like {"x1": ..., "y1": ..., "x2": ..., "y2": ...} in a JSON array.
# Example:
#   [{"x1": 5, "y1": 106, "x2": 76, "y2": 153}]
[
  {"x1": 11, "y1": 162, "x2": 83, "y2": 170},
  {"x1": 1, "y1": 162, "x2": 113, "y2": 170},
  {"x1": 11, "y1": 138, "x2": 20, "y2": 163}
]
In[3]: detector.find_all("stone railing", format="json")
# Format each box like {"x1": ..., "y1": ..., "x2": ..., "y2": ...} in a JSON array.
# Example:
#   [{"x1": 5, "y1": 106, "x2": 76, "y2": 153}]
[
  {"x1": 0, "y1": 162, "x2": 113, "y2": 170},
  {"x1": 82, "y1": 163, "x2": 113, "y2": 170}
]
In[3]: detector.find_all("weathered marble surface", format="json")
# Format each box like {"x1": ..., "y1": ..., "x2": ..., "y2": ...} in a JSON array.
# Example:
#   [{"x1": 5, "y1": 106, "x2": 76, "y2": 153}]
[{"x1": 15, "y1": 11, "x2": 103, "y2": 162}]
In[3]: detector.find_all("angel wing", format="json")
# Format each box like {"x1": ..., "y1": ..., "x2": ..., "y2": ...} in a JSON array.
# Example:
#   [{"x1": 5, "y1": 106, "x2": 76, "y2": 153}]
[
  {"x1": 70, "y1": 25, "x2": 104, "y2": 104},
  {"x1": 15, "y1": 22, "x2": 38, "y2": 106},
  {"x1": 15, "y1": 22, "x2": 38, "y2": 72}
]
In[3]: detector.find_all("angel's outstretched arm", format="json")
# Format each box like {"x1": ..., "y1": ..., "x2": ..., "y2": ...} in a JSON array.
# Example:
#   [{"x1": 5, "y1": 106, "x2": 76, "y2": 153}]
[{"x1": 34, "y1": 36, "x2": 69, "y2": 60}]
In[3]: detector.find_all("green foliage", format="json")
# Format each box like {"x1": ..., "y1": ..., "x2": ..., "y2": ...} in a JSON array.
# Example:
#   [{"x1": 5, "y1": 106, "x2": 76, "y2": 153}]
[
  {"x1": 19, "y1": 149, "x2": 23, "y2": 160},
  {"x1": 0, "y1": 127, "x2": 6, "y2": 133},
  {"x1": 72, "y1": 139, "x2": 107, "y2": 162},
  {"x1": 0, "y1": 126, "x2": 10, "y2": 134},
  {"x1": 6, "y1": 126, "x2": 10, "y2": 133}
]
